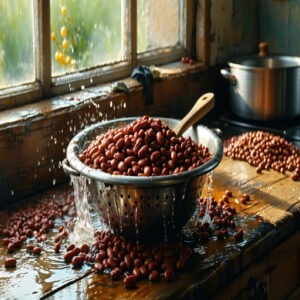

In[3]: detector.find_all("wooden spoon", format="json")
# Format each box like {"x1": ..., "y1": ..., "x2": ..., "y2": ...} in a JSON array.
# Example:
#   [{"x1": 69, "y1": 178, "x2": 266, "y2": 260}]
[{"x1": 173, "y1": 92, "x2": 215, "y2": 136}]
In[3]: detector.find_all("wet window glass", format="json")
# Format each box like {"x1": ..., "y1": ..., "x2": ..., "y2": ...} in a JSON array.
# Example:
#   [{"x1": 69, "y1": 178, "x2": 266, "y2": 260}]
[
  {"x1": 137, "y1": 0, "x2": 181, "y2": 53},
  {"x1": 0, "y1": 0, "x2": 193, "y2": 107},
  {"x1": 0, "y1": 0, "x2": 34, "y2": 90},
  {"x1": 50, "y1": 0, "x2": 123, "y2": 76}
]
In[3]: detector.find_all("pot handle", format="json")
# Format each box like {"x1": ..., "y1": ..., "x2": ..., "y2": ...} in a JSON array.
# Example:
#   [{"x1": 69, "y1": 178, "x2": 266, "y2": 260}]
[
  {"x1": 62, "y1": 158, "x2": 80, "y2": 176},
  {"x1": 220, "y1": 69, "x2": 237, "y2": 85},
  {"x1": 258, "y1": 42, "x2": 268, "y2": 57}
]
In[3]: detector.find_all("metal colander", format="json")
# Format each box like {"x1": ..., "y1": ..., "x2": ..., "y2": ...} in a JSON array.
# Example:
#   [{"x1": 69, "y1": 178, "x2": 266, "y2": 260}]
[{"x1": 63, "y1": 117, "x2": 223, "y2": 241}]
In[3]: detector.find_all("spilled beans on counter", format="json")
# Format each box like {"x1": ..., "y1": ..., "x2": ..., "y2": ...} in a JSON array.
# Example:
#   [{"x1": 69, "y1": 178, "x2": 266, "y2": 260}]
[{"x1": 224, "y1": 130, "x2": 300, "y2": 180}]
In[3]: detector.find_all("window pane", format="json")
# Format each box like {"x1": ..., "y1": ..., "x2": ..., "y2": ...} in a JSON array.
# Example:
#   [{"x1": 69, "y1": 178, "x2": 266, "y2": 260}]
[
  {"x1": 137, "y1": 0, "x2": 181, "y2": 53},
  {"x1": 51, "y1": 0, "x2": 123, "y2": 76},
  {"x1": 0, "y1": 0, "x2": 34, "y2": 90}
]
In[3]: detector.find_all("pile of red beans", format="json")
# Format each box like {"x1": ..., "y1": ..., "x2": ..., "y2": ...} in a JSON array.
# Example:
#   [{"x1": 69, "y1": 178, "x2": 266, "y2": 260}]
[
  {"x1": 191, "y1": 189, "x2": 244, "y2": 242},
  {"x1": 79, "y1": 115, "x2": 211, "y2": 176},
  {"x1": 1, "y1": 191, "x2": 75, "y2": 268},
  {"x1": 63, "y1": 230, "x2": 193, "y2": 289},
  {"x1": 224, "y1": 130, "x2": 300, "y2": 180}
]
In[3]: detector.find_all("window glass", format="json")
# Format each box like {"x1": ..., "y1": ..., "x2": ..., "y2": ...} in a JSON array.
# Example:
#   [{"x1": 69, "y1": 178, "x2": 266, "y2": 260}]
[
  {"x1": 50, "y1": 0, "x2": 123, "y2": 77},
  {"x1": 0, "y1": 0, "x2": 34, "y2": 89},
  {"x1": 137, "y1": 0, "x2": 181, "y2": 53}
]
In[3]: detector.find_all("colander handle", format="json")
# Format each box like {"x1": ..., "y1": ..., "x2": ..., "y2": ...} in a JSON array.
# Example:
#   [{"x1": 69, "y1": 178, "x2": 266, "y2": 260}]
[
  {"x1": 62, "y1": 158, "x2": 80, "y2": 176},
  {"x1": 173, "y1": 92, "x2": 215, "y2": 136}
]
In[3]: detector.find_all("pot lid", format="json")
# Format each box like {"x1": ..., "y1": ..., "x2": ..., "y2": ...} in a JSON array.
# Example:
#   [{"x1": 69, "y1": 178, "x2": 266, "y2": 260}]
[{"x1": 228, "y1": 42, "x2": 300, "y2": 69}]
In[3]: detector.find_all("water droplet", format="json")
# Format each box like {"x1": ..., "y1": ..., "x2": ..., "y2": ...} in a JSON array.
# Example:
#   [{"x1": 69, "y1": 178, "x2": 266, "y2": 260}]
[
  {"x1": 68, "y1": 83, "x2": 74, "y2": 92},
  {"x1": 52, "y1": 179, "x2": 56, "y2": 186},
  {"x1": 11, "y1": 190, "x2": 14, "y2": 196}
]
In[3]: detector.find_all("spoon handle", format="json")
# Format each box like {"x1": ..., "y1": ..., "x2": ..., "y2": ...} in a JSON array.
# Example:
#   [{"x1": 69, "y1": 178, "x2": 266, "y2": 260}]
[{"x1": 173, "y1": 92, "x2": 215, "y2": 136}]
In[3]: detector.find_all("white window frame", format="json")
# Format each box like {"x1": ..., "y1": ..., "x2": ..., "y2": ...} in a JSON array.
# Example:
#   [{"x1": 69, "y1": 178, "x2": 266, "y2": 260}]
[{"x1": 0, "y1": 0, "x2": 206, "y2": 111}]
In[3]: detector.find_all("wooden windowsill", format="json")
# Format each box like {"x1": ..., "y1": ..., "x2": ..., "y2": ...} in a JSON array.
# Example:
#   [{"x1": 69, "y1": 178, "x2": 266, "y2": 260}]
[{"x1": 0, "y1": 62, "x2": 207, "y2": 129}]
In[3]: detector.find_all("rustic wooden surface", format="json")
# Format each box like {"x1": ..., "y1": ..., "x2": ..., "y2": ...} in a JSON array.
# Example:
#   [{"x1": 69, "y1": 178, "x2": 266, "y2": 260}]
[{"x1": 0, "y1": 155, "x2": 299, "y2": 300}]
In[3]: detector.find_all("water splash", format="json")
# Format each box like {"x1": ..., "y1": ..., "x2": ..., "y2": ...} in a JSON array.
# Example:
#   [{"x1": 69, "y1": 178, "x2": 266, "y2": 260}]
[
  {"x1": 162, "y1": 192, "x2": 168, "y2": 243},
  {"x1": 134, "y1": 206, "x2": 139, "y2": 244},
  {"x1": 68, "y1": 175, "x2": 95, "y2": 245},
  {"x1": 202, "y1": 171, "x2": 214, "y2": 223}
]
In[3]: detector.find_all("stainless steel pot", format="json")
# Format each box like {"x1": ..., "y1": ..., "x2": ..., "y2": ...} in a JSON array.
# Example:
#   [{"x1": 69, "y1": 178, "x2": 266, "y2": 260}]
[{"x1": 221, "y1": 43, "x2": 300, "y2": 121}]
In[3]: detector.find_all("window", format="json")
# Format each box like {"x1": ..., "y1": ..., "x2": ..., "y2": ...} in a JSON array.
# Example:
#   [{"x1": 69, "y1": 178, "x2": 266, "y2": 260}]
[
  {"x1": 0, "y1": 1, "x2": 34, "y2": 89},
  {"x1": 51, "y1": 0, "x2": 123, "y2": 76},
  {"x1": 137, "y1": 0, "x2": 182, "y2": 53},
  {"x1": 0, "y1": 0, "x2": 202, "y2": 111}
]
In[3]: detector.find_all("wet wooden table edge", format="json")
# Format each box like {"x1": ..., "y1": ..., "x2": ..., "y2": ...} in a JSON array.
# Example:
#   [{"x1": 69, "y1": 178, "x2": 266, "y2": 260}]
[{"x1": 1, "y1": 156, "x2": 300, "y2": 299}]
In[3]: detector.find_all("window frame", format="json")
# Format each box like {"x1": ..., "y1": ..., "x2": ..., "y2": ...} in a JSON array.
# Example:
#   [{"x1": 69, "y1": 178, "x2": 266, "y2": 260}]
[{"x1": 0, "y1": 0, "x2": 209, "y2": 111}]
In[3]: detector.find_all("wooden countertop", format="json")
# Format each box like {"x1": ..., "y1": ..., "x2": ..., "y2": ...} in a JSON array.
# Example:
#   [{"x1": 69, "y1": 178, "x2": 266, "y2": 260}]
[{"x1": 0, "y1": 155, "x2": 299, "y2": 299}]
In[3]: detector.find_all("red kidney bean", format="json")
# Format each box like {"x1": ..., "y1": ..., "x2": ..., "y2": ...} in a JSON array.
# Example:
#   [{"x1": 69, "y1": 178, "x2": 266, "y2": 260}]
[
  {"x1": 4, "y1": 257, "x2": 16, "y2": 268},
  {"x1": 149, "y1": 270, "x2": 160, "y2": 282},
  {"x1": 94, "y1": 262, "x2": 104, "y2": 273},
  {"x1": 119, "y1": 261, "x2": 127, "y2": 270},
  {"x1": 124, "y1": 275, "x2": 137, "y2": 289},
  {"x1": 117, "y1": 161, "x2": 126, "y2": 172},
  {"x1": 138, "y1": 157, "x2": 149, "y2": 167},
  {"x1": 33, "y1": 246, "x2": 42, "y2": 256},
  {"x1": 124, "y1": 254, "x2": 133, "y2": 269},
  {"x1": 132, "y1": 266, "x2": 142, "y2": 279},
  {"x1": 54, "y1": 242, "x2": 61, "y2": 253},
  {"x1": 139, "y1": 265, "x2": 149, "y2": 277},
  {"x1": 148, "y1": 260, "x2": 159, "y2": 271},
  {"x1": 240, "y1": 196, "x2": 248, "y2": 204},
  {"x1": 291, "y1": 173, "x2": 299, "y2": 181},
  {"x1": 143, "y1": 166, "x2": 151, "y2": 176},
  {"x1": 112, "y1": 132, "x2": 123, "y2": 143},
  {"x1": 71, "y1": 255, "x2": 84, "y2": 267},
  {"x1": 107, "y1": 246, "x2": 114, "y2": 258},
  {"x1": 67, "y1": 244, "x2": 75, "y2": 252},
  {"x1": 64, "y1": 250, "x2": 75, "y2": 262},
  {"x1": 111, "y1": 267, "x2": 122, "y2": 280},
  {"x1": 134, "y1": 258, "x2": 142, "y2": 267},
  {"x1": 107, "y1": 257, "x2": 118, "y2": 269},
  {"x1": 138, "y1": 145, "x2": 148, "y2": 158},
  {"x1": 79, "y1": 243, "x2": 90, "y2": 254},
  {"x1": 7, "y1": 243, "x2": 15, "y2": 253},
  {"x1": 164, "y1": 267, "x2": 175, "y2": 282}
]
